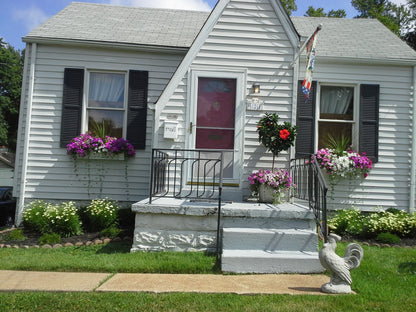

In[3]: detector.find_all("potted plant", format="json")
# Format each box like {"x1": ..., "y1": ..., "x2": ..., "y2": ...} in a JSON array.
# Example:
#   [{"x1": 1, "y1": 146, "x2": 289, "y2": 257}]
[
  {"x1": 257, "y1": 113, "x2": 297, "y2": 170},
  {"x1": 248, "y1": 169, "x2": 295, "y2": 204}
]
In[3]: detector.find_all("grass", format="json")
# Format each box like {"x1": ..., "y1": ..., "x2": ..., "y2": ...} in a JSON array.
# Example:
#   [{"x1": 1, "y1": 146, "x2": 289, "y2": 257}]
[{"x1": 0, "y1": 241, "x2": 415, "y2": 311}]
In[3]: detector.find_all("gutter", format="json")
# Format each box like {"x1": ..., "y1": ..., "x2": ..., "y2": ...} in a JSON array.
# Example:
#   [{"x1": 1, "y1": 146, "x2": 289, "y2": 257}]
[
  {"x1": 16, "y1": 43, "x2": 37, "y2": 225},
  {"x1": 409, "y1": 65, "x2": 416, "y2": 214},
  {"x1": 22, "y1": 37, "x2": 189, "y2": 54}
]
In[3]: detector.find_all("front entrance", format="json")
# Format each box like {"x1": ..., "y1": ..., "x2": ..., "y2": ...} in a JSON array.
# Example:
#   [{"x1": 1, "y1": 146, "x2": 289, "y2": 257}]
[{"x1": 196, "y1": 77, "x2": 236, "y2": 178}]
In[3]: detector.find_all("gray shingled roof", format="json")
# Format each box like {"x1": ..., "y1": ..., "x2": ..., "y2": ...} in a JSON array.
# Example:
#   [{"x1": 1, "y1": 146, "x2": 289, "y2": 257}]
[
  {"x1": 24, "y1": 2, "x2": 416, "y2": 62},
  {"x1": 24, "y1": 2, "x2": 210, "y2": 48},
  {"x1": 291, "y1": 16, "x2": 416, "y2": 62}
]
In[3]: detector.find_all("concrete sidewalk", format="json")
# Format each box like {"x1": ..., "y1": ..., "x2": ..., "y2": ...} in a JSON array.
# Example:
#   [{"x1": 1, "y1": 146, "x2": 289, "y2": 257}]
[{"x1": 0, "y1": 270, "x2": 330, "y2": 295}]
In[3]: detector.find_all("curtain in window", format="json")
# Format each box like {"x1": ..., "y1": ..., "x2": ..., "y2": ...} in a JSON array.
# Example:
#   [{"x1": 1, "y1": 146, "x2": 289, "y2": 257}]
[
  {"x1": 89, "y1": 73, "x2": 124, "y2": 106},
  {"x1": 321, "y1": 86, "x2": 353, "y2": 115}
]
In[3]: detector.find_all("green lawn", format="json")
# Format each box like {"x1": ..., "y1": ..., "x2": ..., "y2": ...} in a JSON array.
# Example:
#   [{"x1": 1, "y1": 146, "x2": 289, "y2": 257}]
[{"x1": 0, "y1": 241, "x2": 415, "y2": 312}]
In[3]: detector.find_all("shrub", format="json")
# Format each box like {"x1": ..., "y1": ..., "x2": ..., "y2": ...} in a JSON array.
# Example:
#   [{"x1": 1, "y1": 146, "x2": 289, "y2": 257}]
[
  {"x1": 329, "y1": 207, "x2": 416, "y2": 239},
  {"x1": 376, "y1": 232, "x2": 401, "y2": 244},
  {"x1": 3, "y1": 229, "x2": 26, "y2": 242},
  {"x1": 43, "y1": 201, "x2": 82, "y2": 237},
  {"x1": 100, "y1": 225, "x2": 122, "y2": 238},
  {"x1": 22, "y1": 200, "x2": 49, "y2": 233},
  {"x1": 39, "y1": 233, "x2": 61, "y2": 245},
  {"x1": 85, "y1": 198, "x2": 118, "y2": 232},
  {"x1": 23, "y1": 200, "x2": 82, "y2": 237}
]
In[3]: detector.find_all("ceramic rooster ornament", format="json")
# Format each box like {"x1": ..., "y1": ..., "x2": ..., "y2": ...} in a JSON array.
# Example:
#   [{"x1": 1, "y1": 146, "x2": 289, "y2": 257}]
[{"x1": 319, "y1": 233, "x2": 364, "y2": 294}]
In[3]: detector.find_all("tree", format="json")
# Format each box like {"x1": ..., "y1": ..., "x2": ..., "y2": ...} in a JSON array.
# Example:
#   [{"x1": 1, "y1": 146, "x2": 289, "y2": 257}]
[
  {"x1": 0, "y1": 38, "x2": 23, "y2": 151},
  {"x1": 305, "y1": 6, "x2": 346, "y2": 18},
  {"x1": 280, "y1": 0, "x2": 297, "y2": 15}
]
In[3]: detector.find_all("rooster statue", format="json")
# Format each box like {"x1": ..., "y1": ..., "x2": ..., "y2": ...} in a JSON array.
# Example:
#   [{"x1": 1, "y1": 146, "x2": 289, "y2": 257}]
[{"x1": 319, "y1": 233, "x2": 364, "y2": 294}]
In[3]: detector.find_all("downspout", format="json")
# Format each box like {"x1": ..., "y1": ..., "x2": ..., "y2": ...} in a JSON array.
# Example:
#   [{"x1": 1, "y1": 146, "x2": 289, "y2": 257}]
[
  {"x1": 410, "y1": 65, "x2": 416, "y2": 214},
  {"x1": 16, "y1": 43, "x2": 37, "y2": 224}
]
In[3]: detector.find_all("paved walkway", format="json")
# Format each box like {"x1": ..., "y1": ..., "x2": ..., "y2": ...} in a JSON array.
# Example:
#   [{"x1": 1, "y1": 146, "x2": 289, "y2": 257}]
[{"x1": 0, "y1": 270, "x2": 330, "y2": 295}]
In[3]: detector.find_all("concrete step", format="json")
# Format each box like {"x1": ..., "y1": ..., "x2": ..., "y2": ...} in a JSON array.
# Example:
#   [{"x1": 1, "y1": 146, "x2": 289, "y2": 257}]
[
  {"x1": 221, "y1": 250, "x2": 324, "y2": 274},
  {"x1": 222, "y1": 228, "x2": 318, "y2": 252}
]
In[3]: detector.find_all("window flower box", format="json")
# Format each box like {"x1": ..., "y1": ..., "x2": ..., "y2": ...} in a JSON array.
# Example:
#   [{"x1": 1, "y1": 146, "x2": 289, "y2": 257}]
[{"x1": 66, "y1": 132, "x2": 135, "y2": 159}]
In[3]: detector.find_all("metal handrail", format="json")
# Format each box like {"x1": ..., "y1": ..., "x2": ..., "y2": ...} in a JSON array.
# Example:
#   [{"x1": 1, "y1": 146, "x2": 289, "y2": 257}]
[{"x1": 290, "y1": 155, "x2": 329, "y2": 242}]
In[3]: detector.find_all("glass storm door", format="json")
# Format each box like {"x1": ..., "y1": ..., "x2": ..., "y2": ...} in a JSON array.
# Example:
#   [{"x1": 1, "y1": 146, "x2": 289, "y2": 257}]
[{"x1": 195, "y1": 77, "x2": 237, "y2": 179}]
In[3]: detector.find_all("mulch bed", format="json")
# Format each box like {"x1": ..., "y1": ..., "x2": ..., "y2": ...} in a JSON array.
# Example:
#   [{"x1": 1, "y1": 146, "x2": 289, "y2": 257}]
[{"x1": 0, "y1": 227, "x2": 132, "y2": 249}]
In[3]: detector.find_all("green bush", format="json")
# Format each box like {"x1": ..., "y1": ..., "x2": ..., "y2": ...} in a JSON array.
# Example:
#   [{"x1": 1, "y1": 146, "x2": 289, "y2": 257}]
[
  {"x1": 100, "y1": 225, "x2": 122, "y2": 238},
  {"x1": 329, "y1": 207, "x2": 416, "y2": 239},
  {"x1": 23, "y1": 200, "x2": 82, "y2": 237},
  {"x1": 376, "y1": 232, "x2": 401, "y2": 244},
  {"x1": 85, "y1": 198, "x2": 118, "y2": 232},
  {"x1": 39, "y1": 233, "x2": 61, "y2": 245},
  {"x1": 22, "y1": 200, "x2": 49, "y2": 233},
  {"x1": 3, "y1": 229, "x2": 26, "y2": 242}
]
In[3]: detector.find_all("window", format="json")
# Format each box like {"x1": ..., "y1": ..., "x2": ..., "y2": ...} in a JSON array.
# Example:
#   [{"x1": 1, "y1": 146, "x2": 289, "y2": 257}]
[
  {"x1": 317, "y1": 85, "x2": 355, "y2": 149},
  {"x1": 60, "y1": 68, "x2": 149, "y2": 150},
  {"x1": 86, "y1": 72, "x2": 126, "y2": 138},
  {"x1": 295, "y1": 81, "x2": 379, "y2": 162}
]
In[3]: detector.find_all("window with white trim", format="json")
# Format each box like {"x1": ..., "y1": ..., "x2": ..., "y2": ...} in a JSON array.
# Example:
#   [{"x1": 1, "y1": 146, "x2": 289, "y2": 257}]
[
  {"x1": 85, "y1": 72, "x2": 127, "y2": 138},
  {"x1": 317, "y1": 84, "x2": 357, "y2": 150}
]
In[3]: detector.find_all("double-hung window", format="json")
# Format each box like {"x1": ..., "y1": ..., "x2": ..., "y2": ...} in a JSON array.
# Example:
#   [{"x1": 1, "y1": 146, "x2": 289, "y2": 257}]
[
  {"x1": 60, "y1": 68, "x2": 149, "y2": 150},
  {"x1": 86, "y1": 72, "x2": 126, "y2": 138},
  {"x1": 317, "y1": 85, "x2": 356, "y2": 149},
  {"x1": 296, "y1": 80, "x2": 379, "y2": 162}
]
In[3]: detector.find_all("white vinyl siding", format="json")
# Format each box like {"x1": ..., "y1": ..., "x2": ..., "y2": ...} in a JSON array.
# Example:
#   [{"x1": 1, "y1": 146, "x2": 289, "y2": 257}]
[
  {"x1": 156, "y1": 0, "x2": 296, "y2": 199},
  {"x1": 14, "y1": 43, "x2": 184, "y2": 204}
]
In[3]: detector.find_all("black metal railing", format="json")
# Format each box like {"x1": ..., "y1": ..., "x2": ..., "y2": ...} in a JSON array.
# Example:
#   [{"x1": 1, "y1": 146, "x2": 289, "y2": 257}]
[
  {"x1": 290, "y1": 155, "x2": 329, "y2": 242},
  {"x1": 149, "y1": 148, "x2": 224, "y2": 257}
]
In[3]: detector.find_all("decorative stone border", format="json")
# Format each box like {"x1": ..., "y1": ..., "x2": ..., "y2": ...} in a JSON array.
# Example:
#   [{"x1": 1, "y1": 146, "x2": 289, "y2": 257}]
[{"x1": 0, "y1": 236, "x2": 132, "y2": 249}]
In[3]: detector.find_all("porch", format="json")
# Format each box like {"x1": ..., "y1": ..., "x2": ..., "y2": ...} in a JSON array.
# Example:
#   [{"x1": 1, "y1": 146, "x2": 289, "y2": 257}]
[{"x1": 131, "y1": 149, "x2": 328, "y2": 274}]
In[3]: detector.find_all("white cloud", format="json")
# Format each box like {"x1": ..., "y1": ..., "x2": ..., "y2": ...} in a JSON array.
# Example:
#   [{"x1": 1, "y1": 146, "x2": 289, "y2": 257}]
[
  {"x1": 109, "y1": 0, "x2": 211, "y2": 11},
  {"x1": 12, "y1": 6, "x2": 49, "y2": 32},
  {"x1": 390, "y1": 0, "x2": 408, "y2": 6}
]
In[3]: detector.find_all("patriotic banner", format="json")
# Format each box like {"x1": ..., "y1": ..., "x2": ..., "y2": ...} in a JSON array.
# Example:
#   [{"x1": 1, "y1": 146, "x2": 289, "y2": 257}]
[{"x1": 301, "y1": 30, "x2": 318, "y2": 99}]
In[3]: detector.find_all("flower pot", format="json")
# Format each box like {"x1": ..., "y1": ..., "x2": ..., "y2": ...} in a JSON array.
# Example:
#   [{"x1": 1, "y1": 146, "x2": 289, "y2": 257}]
[
  {"x1": 82, "y1": 153, "x2": 125, "y2": 160},
  {"x1": 258, "y1": 184, "x2": 277, "y2": 203}
]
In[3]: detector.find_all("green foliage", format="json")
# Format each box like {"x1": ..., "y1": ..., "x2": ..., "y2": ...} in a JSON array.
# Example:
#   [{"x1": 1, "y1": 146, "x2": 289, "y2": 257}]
[
  {"x1": 329, "y1": 207, "x2": 416, "y2": 239},
  {"x1": 3, "y1": 229, "x2": 26, "y2": 242},
  {"x1": 324, "y1": 133, "x2": 351, "y2": 155},
  {"x1": 100, "y1": 225, "x2": 122, "y2": 239},
  {"x1": 257, "y1": 113, "x2": 297, "y2": 157},
  {"x1": 0, "y1": 38, "x2": 23, "y2": 151},
  {"x1": 39, "y1": 233, "x2": 61, "y2": 245},
  {"x1": 84, "y1": 198, "x2": 118, "y2": 232},
  {"x1": 305, "y1": 6, "x2": 346, "y2": 18},
  {"x1": 23, "y1": 200, "x2": 82, "y2": 237},
  {"x1": 22, "y1": 200, "x2": 49, "y2": 233},
  {"x1": 280, "y1": 0, "x2": 297, "y2": 15},
  {"x1": 376, "y1": 232, "x2": 401, "y2": 244}
]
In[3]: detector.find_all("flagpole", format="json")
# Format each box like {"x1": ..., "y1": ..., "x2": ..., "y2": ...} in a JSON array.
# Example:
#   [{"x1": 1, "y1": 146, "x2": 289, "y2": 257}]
[{"x1": 290, "y1": 23, "x2": 323, "y2": 68}]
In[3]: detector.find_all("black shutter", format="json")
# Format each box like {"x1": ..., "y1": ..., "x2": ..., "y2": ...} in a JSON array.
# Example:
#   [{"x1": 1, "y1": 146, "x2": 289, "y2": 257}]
[
  {"x1": 359, "y1": 84, "x2": 379, "y2": 163},
  {"x1": 60, "y1": 68, "x2": 84, "y2": 147},
  {"x1": 127, "y1": 70, "x2": 148, "y2": 150},
  {"x1": 295, "y1": 80, "x2": 316, "y2": 158}
]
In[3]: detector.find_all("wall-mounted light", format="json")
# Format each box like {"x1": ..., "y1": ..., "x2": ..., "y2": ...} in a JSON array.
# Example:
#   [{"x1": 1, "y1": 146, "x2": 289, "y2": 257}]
[{"x1": 253, "y1": 83, "x2": 260, "y2": 94}]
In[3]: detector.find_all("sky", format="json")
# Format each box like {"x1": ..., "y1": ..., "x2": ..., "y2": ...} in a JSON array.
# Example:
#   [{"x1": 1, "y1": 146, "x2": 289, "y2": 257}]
[{"x1": 0, "y1": 0, "x2": 409, "y2": 51}]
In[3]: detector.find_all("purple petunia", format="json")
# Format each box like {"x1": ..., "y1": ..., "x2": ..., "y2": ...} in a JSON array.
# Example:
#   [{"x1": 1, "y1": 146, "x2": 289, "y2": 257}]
[{"x1": 67, "y1": 132, "x2": 136, "y2": 158}]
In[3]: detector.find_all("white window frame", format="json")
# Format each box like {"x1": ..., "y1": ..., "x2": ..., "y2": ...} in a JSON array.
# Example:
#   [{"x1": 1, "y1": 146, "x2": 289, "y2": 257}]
[
  {"x1": 187, "y1": 68, "x2": 246, "y2": 183},
  {"x1": 315, "y1": 82, "x2": 359, "y2": 151},
  {"x1": 81, "y1": 70, "x2": 129, "y2": 137}
]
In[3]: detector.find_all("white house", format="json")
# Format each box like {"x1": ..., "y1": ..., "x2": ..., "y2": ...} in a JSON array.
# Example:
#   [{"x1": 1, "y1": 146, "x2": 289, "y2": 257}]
[{"x1": 14, "y1": 0, "x2": 416, "y2": 226}]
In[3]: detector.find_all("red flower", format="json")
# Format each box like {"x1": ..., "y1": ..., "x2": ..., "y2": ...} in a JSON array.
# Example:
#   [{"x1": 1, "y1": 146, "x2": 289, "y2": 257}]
[{"x1": 280, "y1": 129, "x2": 290, "y2": 140}]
